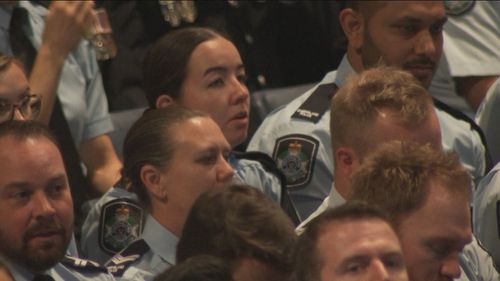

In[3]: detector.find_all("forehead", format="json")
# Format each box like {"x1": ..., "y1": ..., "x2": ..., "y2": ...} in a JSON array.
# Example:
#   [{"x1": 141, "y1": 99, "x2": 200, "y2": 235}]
[
  {"x1": 0, "y1": 63, "x2": 28, "y2": 96},
  {"x1": 0, "y1": 135, "x2": 65, "y2": 185},
  {"x1": 174, "y1": 117, "x2": 229, "y2": 148},
  {"x1": 369, "y1": 1, "x2": 445, "y2": 22},
  {"x1": 318, "y1": 219, "x2": 400, "y2": 260},
  {"x1": 187, "y1": 37, "x2": 243, "y2": 72},
  {"x1": 400, "y1": 181, "x2": 471, "y2": 240}
]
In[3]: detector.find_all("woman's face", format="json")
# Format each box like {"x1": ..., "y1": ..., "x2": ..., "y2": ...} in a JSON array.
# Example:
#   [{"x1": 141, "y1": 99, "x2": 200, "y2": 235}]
[{"x1": 178, "y1": 37, "x2": 250, "y2": 148}]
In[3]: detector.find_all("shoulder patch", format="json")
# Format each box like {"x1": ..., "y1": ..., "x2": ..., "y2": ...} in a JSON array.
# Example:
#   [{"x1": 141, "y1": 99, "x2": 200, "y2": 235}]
[
  {"x1": 272, "y1": 134, "x2": 319, "y2": 190},
  {"x1": 106, "y1": 239, "x2": 150, "y2": 277},
  {"x1": 291, "y1": 82, "x2": 338, "y2": 123},
  {"x1": 99, "y1": 198, "x2": 145, "y2": 255},
  {"x1": 62, "y1": 256, "x2": 108, "y2": 273},
  {"x1": 444, "y1": 0, "x2": 475, "y2": 16}
]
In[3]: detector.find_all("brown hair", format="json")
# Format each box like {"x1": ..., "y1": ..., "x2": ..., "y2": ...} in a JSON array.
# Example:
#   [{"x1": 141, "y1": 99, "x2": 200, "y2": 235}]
[
  {"x1": 330, "y1": 66, "x2": 433, "y2": 158},
  {"x1": 293, "y1": 201, "x2": 394, "y2": 281},
  {"x1": 143, "y1": 27, "x2": 222, "y2": 107},
  {"x1": 177, "y1": 184, "x2": 297, "y2": 275},
  {"x1": 349, "y1": 141, "x2": 472, "y2": 226},
  {"x1": 122, "y1": 106, "x2": 209, "y2": 208}
]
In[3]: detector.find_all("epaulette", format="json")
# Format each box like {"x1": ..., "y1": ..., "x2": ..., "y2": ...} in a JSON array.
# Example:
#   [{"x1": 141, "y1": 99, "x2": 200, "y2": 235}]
[
  {"x1": 291, "y1": 82, "x2": 338, "y2": 123},
  {"x1": 99, "y1": 197, "x2": 145, "y2": 255},
  {"x1": 105, "y1": 239, "x2": 150, "y2": 277},
  {"x1": 433, "y1": 98, "x2": 493, "y2": 173},
  {"x1": 61, "y1": 256, "x2": 108, "y2": 273},
  {"x1": 233, "y1": 151, "x2": 301, "y2": 226}
]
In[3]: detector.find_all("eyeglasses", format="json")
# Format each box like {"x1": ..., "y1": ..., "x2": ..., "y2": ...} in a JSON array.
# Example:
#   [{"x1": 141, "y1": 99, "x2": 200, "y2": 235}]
[{"x1": 0, "y1": 94, "x2": 41, "y2": 122}]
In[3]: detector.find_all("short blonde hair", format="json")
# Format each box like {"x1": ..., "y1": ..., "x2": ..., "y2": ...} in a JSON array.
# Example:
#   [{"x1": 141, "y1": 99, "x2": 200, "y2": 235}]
[{"x1": 330, "y1": 66, "x2": 433, "y2": 157}]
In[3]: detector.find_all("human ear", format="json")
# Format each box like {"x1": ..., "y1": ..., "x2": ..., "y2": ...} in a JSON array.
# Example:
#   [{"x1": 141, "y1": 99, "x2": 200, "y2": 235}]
[
  {"x1": 140, "y1": 164, "x2": 168, "y2": 202},
  {"x1": 155, "y1": 94, "x2": 175, "y2": 109},
  {"x1": 335, "y1": 146, "x2": 360, "y2": 177},
  {"x1": 339, "y1": 8, "x2": 365, "y2": 50}
]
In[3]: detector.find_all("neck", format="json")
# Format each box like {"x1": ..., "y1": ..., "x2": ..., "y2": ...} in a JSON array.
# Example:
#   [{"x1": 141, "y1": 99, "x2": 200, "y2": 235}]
[
  {"x1": 346, "y1": 46, "x2": 364, "y2": 74},
  {"x1": 150, "y1": 204, "x2": 183, "y2": 237},
  {"x1": 333, "y1": 171, "x2": 351, "y2": 200}
]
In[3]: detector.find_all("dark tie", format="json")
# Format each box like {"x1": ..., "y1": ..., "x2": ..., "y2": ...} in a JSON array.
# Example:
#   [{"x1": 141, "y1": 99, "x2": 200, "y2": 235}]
[{"x1": 32, "y1": 274, "x2": 55, "y2": 281}]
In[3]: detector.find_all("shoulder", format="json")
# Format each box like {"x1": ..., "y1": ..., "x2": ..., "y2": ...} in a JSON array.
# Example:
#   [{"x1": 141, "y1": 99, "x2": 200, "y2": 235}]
[{"x1": 106, "y1": 239, "x2": 151, "y2": 277}]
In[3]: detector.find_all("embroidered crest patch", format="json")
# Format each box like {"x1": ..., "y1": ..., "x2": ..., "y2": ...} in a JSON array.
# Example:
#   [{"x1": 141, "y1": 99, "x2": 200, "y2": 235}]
[
  {"x1": 99, "y1": 198, "x2": 144, "y2": 255},
  {"x1": 444, "y1": 0, "x2": 475, "y2": 16},
  {"x1": 272, "y1": 134, "x2": 319, "y2": 190}
]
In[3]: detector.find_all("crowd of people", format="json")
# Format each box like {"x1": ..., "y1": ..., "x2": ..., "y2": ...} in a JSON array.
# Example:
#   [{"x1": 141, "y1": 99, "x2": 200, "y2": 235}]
[{"x1": 0, "y1": 1, "x2": 499, "y2": 281}]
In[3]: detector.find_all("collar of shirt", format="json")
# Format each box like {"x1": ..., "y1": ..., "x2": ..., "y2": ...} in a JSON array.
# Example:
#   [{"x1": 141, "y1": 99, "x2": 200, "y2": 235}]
[
  {"x1": 326, "y1": 182, "x2": 346, "y2": 208},
  {"x1": 141, "y1": 214, "x2": 178, "y2": 266}
]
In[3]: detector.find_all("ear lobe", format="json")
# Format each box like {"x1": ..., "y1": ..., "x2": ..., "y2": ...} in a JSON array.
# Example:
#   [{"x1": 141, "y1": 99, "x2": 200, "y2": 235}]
[
  {"x1": 140, "y1": 164, "x2": 168, "y2": 202},
  {"x1": 339, "y1": 8, "x2": 364, "y2": 50},
  {"x1": 156, "y1": 94, "x2": 175, "y2": 109}
]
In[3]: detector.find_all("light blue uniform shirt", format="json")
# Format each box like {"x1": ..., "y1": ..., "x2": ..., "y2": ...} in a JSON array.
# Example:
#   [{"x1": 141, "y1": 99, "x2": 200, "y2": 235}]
[
  {"x1": 473, "y1": 162, "x2": 500, "y2": 269},
  {"x1": 248, "y1": 55, "x2": 487, "y2": 219},
  {"x1": 108, "y1": 215, "x2": 178, "y2": 281},
  {"x1": 80, "y1": 155, "x2": 282, "y2": 264},
  {"x1": 476, "y1": 78, "x2": 500, "y2": 165},
  {"x1": 19, "y1": 1, "x2": 114, "y2": 146},
  {"x1": 3, "y1": 256, "x2": 115, "y2": 281}
]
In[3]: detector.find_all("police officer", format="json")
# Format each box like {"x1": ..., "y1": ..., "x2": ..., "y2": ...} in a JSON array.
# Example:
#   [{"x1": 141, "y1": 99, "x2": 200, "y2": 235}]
[
  {"x1": 105, "y1": 107, "x2": 234, "y2": 280},
  {"x1": 349, "y1": 141, "x2": 499, "y2": 281},
  {"x1": 0, "y1": 121, "x2": 114, "y2": 281},
  {"x1": 80, "y1": 27, "x2": 296, "y2": 264},
  {"x1": 247, "y1": 1, "x2": 488, "y2": 219}
]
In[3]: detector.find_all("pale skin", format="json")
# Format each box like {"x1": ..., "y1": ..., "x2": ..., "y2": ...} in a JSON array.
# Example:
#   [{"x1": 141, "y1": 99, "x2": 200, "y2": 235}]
[
  {"x1": 141, "y1": 117, "x2": 234, "y2": 236},
  {"x1": 26, "y1": 1, "x2": 121, "y2": 194},
  {"x1": 317, "y1": 219, "x2": 408, "y2": 281}
]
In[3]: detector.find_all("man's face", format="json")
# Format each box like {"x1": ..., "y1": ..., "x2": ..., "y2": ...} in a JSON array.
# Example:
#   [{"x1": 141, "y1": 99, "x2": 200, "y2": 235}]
[
  {"x1": 179, "y1": 37, "x2": 250, "y2": 148},
  {"x1": 318, "y1": 219, "x2": 408, "y2": 281},
  {"x1": 398, "y1": 182, "x2": 471, "y2": 281},
  {"x1": 0, "y1": 135, "x2": 73, "y2": 273},
  {"x1": 360, "y1": 2, "x2": 447, "y2": 87},
  {"x1": 161, "y1": 117, "x2": 234, "y2": 231}
]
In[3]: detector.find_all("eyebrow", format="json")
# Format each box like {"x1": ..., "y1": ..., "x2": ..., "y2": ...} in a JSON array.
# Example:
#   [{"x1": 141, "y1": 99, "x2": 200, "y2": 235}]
[
  {"x1": 2, "y1": 174, "x2": 67, "y2": 191},
  {"x1": 0, "y1": 86, "x2": 30, "y2": 103},
  {"x1": 203, "y1": 64, "x2": 245, "y2": 77}
]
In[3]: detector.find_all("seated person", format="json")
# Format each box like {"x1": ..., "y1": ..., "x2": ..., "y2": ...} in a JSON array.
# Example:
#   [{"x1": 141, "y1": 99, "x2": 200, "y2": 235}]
[
  {"x1": 105, "y1": 106, "x2": 234, "y2": 280},
  {"x1": 0, "y1": 121, "x2": 114, "y2": 280},
  {"x1": 350, "y1": 141, "x2": 499, "y2": 281},
  {"x1": 81, "y1": 27, "x2": 293, "y2": 264},
  {"x1": 154, "y1": 255, "x2": 232, "y2": 281},
  {"x1": 293, "y1": 202, "x2": 408, "y2": 281},
  {"x1": 176, "y1": 184, "x2": 297, "y2": 281}
]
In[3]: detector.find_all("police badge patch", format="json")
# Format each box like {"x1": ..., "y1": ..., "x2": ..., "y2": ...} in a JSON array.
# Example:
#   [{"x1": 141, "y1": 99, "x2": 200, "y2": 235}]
[
  {"x1": 99, "y1": 198, "x2": 144, "y2": 255},
  {"x1": 272, "y1": 134, "x2": 319, "y2": 190},
  {"x1": 444, "y1": 0, "x2": 475, "y2": 16}
]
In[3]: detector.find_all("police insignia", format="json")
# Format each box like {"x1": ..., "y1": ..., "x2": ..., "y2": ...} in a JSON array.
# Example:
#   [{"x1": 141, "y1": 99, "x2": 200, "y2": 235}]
[
  {"x1": 444, "y1": 0, "x2": 475, "y2": 16},
  {"x1": 272, "y1": 134, "x2": 319, "y2": 190},
  {"x1": 99, "y1": 198, "x2": 144, "y2": 255}
]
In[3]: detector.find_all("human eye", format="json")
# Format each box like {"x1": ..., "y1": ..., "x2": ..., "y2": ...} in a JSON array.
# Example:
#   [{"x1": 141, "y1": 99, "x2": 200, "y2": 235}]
[
  {"x1": 208, "y1": 77, "x2": 225, "y2": 88},
  {"x1": 47, "y1": 184, "x2": 66, "y2": 198},
  {"x1": 383, "y1": 254, "x2": 405, "y2": 270},
  {"x1": 11, "y1": 189, "x2": 32, "y2": 203},
  {"x1": 427, "y1": 242, "x2": 453, "y2": 260},
  {"x1": 197, "y1": 150, "x2": 218, "y2": 166},
  {"x1": 430, "y1": 21, "x2": 445, "y2": 35},
  {"x1": 0, "y1": 101, "x2": 11, "y2": 115},
  {"x1": 237, "y1": 73, "x2": 248, "y2": 84},
  {"x1": 397, "y1": 23, "x2": 418, "y2": 36}
]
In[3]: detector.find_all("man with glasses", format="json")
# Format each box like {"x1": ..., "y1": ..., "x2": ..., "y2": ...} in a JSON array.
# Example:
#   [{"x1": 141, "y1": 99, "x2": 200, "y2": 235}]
[{"x1": 0, "y1": 53, "x2": 40, "y2": 122}]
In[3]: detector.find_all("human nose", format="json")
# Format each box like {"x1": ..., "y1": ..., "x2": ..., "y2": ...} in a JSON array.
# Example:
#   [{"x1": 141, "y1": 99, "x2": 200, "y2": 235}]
[
  {"x1": 440, "y1": 256, "x2": 461, "y2": 279},
  {"x1": 32, "y1": 192, "x2": 57, "y2": 218},
  {"x1": 230, "y1": 77, "x2": 249, "y2": 104},
  {"x1": 370, "y1": 259, "x2": 390, "y2": 281},
  {"x1": 415, "y1": 30, "x2": 440, "y2": 59},
  {"x1": 12, "y1": 107, "x2": 26, "y2": 121},
  {"x1": 217, "y1": 157, "x2": 235, "y2": 183}
]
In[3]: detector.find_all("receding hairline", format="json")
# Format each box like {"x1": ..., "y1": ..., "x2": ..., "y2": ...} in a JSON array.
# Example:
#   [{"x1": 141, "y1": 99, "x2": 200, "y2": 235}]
[{"x1": 346, "y1": 1, "x2": 387, "y2": 19}]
